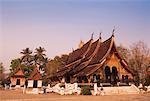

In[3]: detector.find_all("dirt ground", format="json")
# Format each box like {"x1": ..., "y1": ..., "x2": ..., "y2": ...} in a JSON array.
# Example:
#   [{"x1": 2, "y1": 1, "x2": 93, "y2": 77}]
[{"x1": 0, "y1": 89, "x2": 150, "y2": 101}]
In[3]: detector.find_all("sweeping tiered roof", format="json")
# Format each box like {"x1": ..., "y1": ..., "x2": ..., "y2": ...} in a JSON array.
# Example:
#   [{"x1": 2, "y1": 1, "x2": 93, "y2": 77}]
[
  {"x1": 69, "y1": 39, "x2": 100, "y2": 75},
  {"x1": 52, "y1": 38, "x2": 93, "y2": 77},
  {"x1": 52, "y1": 34, "x2": 134, "y2": 78},
  {"x1": 66, "y1": 39, "x2": 93, "y2": 64},
  {"x1": 73, "y1": 35, "x2": 113, "y2": 77}
]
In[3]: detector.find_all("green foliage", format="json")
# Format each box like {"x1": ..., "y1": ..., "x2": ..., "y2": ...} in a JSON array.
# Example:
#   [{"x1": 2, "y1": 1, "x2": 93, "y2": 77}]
[
  {"x1": 134, "y1": 75, "x2": 140, "y2": 86},
  {"x1": 46, "y1": 54, "x2": 68, "y2": 76},
  {"x1": 34, "y1": 46, "x2": 47, "y2": 66},
  {"x1": 81, "y1": 85, "x2": 92, "y2": 95},
  {"x1": 0, "y1": 62, "x2": 4, "y2": 73},
  {"x1": 20, "y1": 48, "x2": 33, "y2": 64},
  {"x1": 117, "y1": 45, "x2": 129, "y2": 60},
  {"x1": 0, "y1": 63, "x2": 5, "y2": 85},
  {"x1": 144, "y1": 76, "x2": 150, "y2": 86},
  {"x1": 46, "y1": 56, "x2": 65, "y2": 76},
  {"x1": 10, "y1": 58, "x2": 21, "y2": 71},
  {"x1": 9, "y1": 46, "x2": 48, "y2": 77}
]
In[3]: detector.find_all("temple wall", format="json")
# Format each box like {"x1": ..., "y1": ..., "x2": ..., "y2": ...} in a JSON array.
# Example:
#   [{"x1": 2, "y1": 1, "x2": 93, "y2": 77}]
[
  {"x1": 88, "y1": 53, "x2": 133, "y2": 81},
  {"x1": 11, "y1": 77, "x2": 16, "y2": 85},
  {"x1": 28, "y1": 80, "x2": 42, "y2": 88},
  {"x1": 10, "y1": 77, "x2": 25, "y2": 86},
  {"x1": 105, "y1": 53, "x2": 133, "y2": 79},
  {"x1": 94, "y1": 68, "x2": 104, "y2": 78}
]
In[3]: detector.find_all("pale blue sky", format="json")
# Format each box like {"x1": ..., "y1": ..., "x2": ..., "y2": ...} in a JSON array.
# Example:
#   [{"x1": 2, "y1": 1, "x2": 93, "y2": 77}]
[{"x1": 0, "y1": 0, "x2": 150, "y2": 72}]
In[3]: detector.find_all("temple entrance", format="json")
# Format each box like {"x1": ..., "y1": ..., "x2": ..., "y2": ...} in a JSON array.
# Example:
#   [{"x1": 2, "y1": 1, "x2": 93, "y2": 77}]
[
  {"x1": 104, "y1": 66, "x2": 111, "y2": 83},
  {"x1": 125, "y1": 75, "x2": 129, "y2": 84},
  {"x1": 96, "y1": 74, "x2": 101, "y2": 86},
  {"x1": 77, "y1": 76, "x2": 82, "y2": 83},
  {"x1": 65, "y1": 73, "x2": 70, "y2": 83},
  {"x1": 33, "y1": 80, "x2": 38, "y2": 88},
  {"x1": 77, "y1": 76, "x2": 88, "y2": 83},
  {"x1": 111, "y1": 66, "x2": 118, "y2": 85},
  {"x1": 93, "y1": 74, "x2": 97, "y2": 82},
  {"x1": 82, "y1": 76, "x2": 88, "y2": 83},
  {"x1": 16, "y1": 79, "x2": 20, "y2": 85},
  {"x1": 122, "y1": 75, "x2": 125, "y2": 82}
]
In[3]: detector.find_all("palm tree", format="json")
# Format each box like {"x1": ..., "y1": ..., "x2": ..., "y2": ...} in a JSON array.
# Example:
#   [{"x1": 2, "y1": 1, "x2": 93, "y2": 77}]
[
  {"x1": 34, "y1": 47, "x2": 48, "y2": 73},
  {"x1": 20, "y1": 48, "x2": 33, "y2": 73},
  {"x1": 34, "y1": 46, "x2": 47, "y2": 65},
  {"x1": 21, "y1": 48, "x2": 33, "y2": 63}
]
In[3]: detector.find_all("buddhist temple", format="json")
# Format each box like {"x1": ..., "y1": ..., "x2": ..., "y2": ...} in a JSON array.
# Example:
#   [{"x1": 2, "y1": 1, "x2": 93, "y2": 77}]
[
  {"x1": 28, "y1": 68, "x2": 42, "y2": 88},
  {"x1": 49, "y1": 33, "x2": 134, "y2": 86},
  {"x1": 24, "y1": 68, "x2": 44, "y2": 94},
  {"x1": 10, "y1": 69, "x2": 25, "y2": 87}
]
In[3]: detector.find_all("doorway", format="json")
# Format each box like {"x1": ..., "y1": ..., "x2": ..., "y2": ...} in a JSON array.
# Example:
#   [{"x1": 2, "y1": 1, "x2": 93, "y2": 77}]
[
  {"x1": 111, "y1": 66, "x2": 118, "y2": 84},
  {"x1": 16, "y1": 79, "x2": 20, "y2": 85},
  {"x1": 65, "y1": 73, "x2": 70, "y2": 83},
  {"x1": 33, "y1": 80, "x2": 38, "y2": 88},
  {"x1": 104, "y1": 66, "x2": 111, "y2": 83}
]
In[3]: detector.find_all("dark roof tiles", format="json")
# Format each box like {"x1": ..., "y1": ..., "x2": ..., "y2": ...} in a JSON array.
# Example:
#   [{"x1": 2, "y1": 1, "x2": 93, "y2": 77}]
[
  {"x1": 82, "y1": 39, "x2": 99, "y2": 62},
  {"x1": 89, "y1": 36, "x2": 112, "y2": 65},
  {"x1": 67, "y1": 39, "x2": 92, "y2": 64}
]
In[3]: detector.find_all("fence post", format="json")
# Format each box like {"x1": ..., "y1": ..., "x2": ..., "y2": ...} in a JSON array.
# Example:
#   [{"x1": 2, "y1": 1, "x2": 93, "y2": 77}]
[
  {"x1": 74, "y1": 82, "x2": 78, "y2": 92},
  {"x1": 94, "y1": 83, "x2": 97, "y2": 95}
]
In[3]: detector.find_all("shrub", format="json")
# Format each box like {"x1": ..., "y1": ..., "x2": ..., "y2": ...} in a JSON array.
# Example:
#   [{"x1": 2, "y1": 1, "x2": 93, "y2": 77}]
[
  {"x1": 81, "y1": 85, "x2": 91, "y2": 95},
  {"x1": 144, "y1": 76, "x2": 150, "y2": 86}
]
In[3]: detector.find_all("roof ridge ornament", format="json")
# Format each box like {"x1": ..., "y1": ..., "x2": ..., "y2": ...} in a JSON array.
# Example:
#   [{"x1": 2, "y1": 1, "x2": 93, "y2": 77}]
[
  {"x1": 112, "y1": 26, "x2": 115, "y2": 37},
  {"x1": 72, "y1": 48, "x2": 74, "y2": 52},
  {"x1": 91, "y1": 32, "x2": 94, "y2": 39},
  {"x1": 99, "y1": 32, "x2": 102, "y2": 39}
]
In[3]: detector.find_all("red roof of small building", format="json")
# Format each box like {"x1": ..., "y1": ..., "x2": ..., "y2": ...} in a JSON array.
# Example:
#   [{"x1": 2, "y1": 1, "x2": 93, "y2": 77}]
[
  {"x1": 28, "y1": 68, "x2": 42, "y2": 80},
  {"x1": 11, "y1": 68, "x2": 25, "y2": 78}
]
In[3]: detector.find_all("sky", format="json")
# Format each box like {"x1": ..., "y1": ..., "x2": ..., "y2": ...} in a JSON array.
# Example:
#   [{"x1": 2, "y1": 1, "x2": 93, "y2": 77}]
[{"x1": 0, "y1": 0, "x2": 150, "y2": 72}]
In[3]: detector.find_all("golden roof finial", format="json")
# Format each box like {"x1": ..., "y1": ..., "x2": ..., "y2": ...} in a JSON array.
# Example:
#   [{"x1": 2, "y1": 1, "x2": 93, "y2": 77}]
[{"x1": 78, "y1": 40, "x2": 84, "y2": 48}]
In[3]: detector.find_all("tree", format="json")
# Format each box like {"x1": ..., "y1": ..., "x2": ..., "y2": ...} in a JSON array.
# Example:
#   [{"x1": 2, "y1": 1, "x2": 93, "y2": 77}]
[
  {"x1": 20, "y1": 48, "x2": 33, "y2": 65},
  {"x1": 0, "y1": 62, "x2": 5, "y2": 85},
  {"x1": 34, "y1": 46, "x2": 47, "y2": 66},
  {"x1": 118, "y1": 41, "x2": 150, "y2": 85},
  {"x1": 10, "y1": 58, "x2": 21, "y2": 72},
  {"x1": 34, "y1": 46, "x2": 48, "y2": 76},
  {"x1": 20, "y1": 48, "x2": 33, "y2": 73},
  {"x1": 0, "y1": 62, "x2": 4, "y2": 74},
  {"x1": 46, "y1": 55, "x2": 68, "y2": 76},
  {"x1": 128, "y1": 41, "x2": 150, "y2": 81},
  {"x1": 117, "y1": 44, "x2": 130, "y2": 60}
]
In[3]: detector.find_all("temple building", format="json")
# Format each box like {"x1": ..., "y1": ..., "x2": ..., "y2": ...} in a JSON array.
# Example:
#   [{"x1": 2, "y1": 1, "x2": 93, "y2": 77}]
[
  {"x1": 10, "y1": 69, "x2": 25, "y2": 87},
  {"x1": 50, "y1": 33, "x2": 134, "y2": 85},
  {"x1": 27, "y1": 68, "x2": 42, "y2": 88}
]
